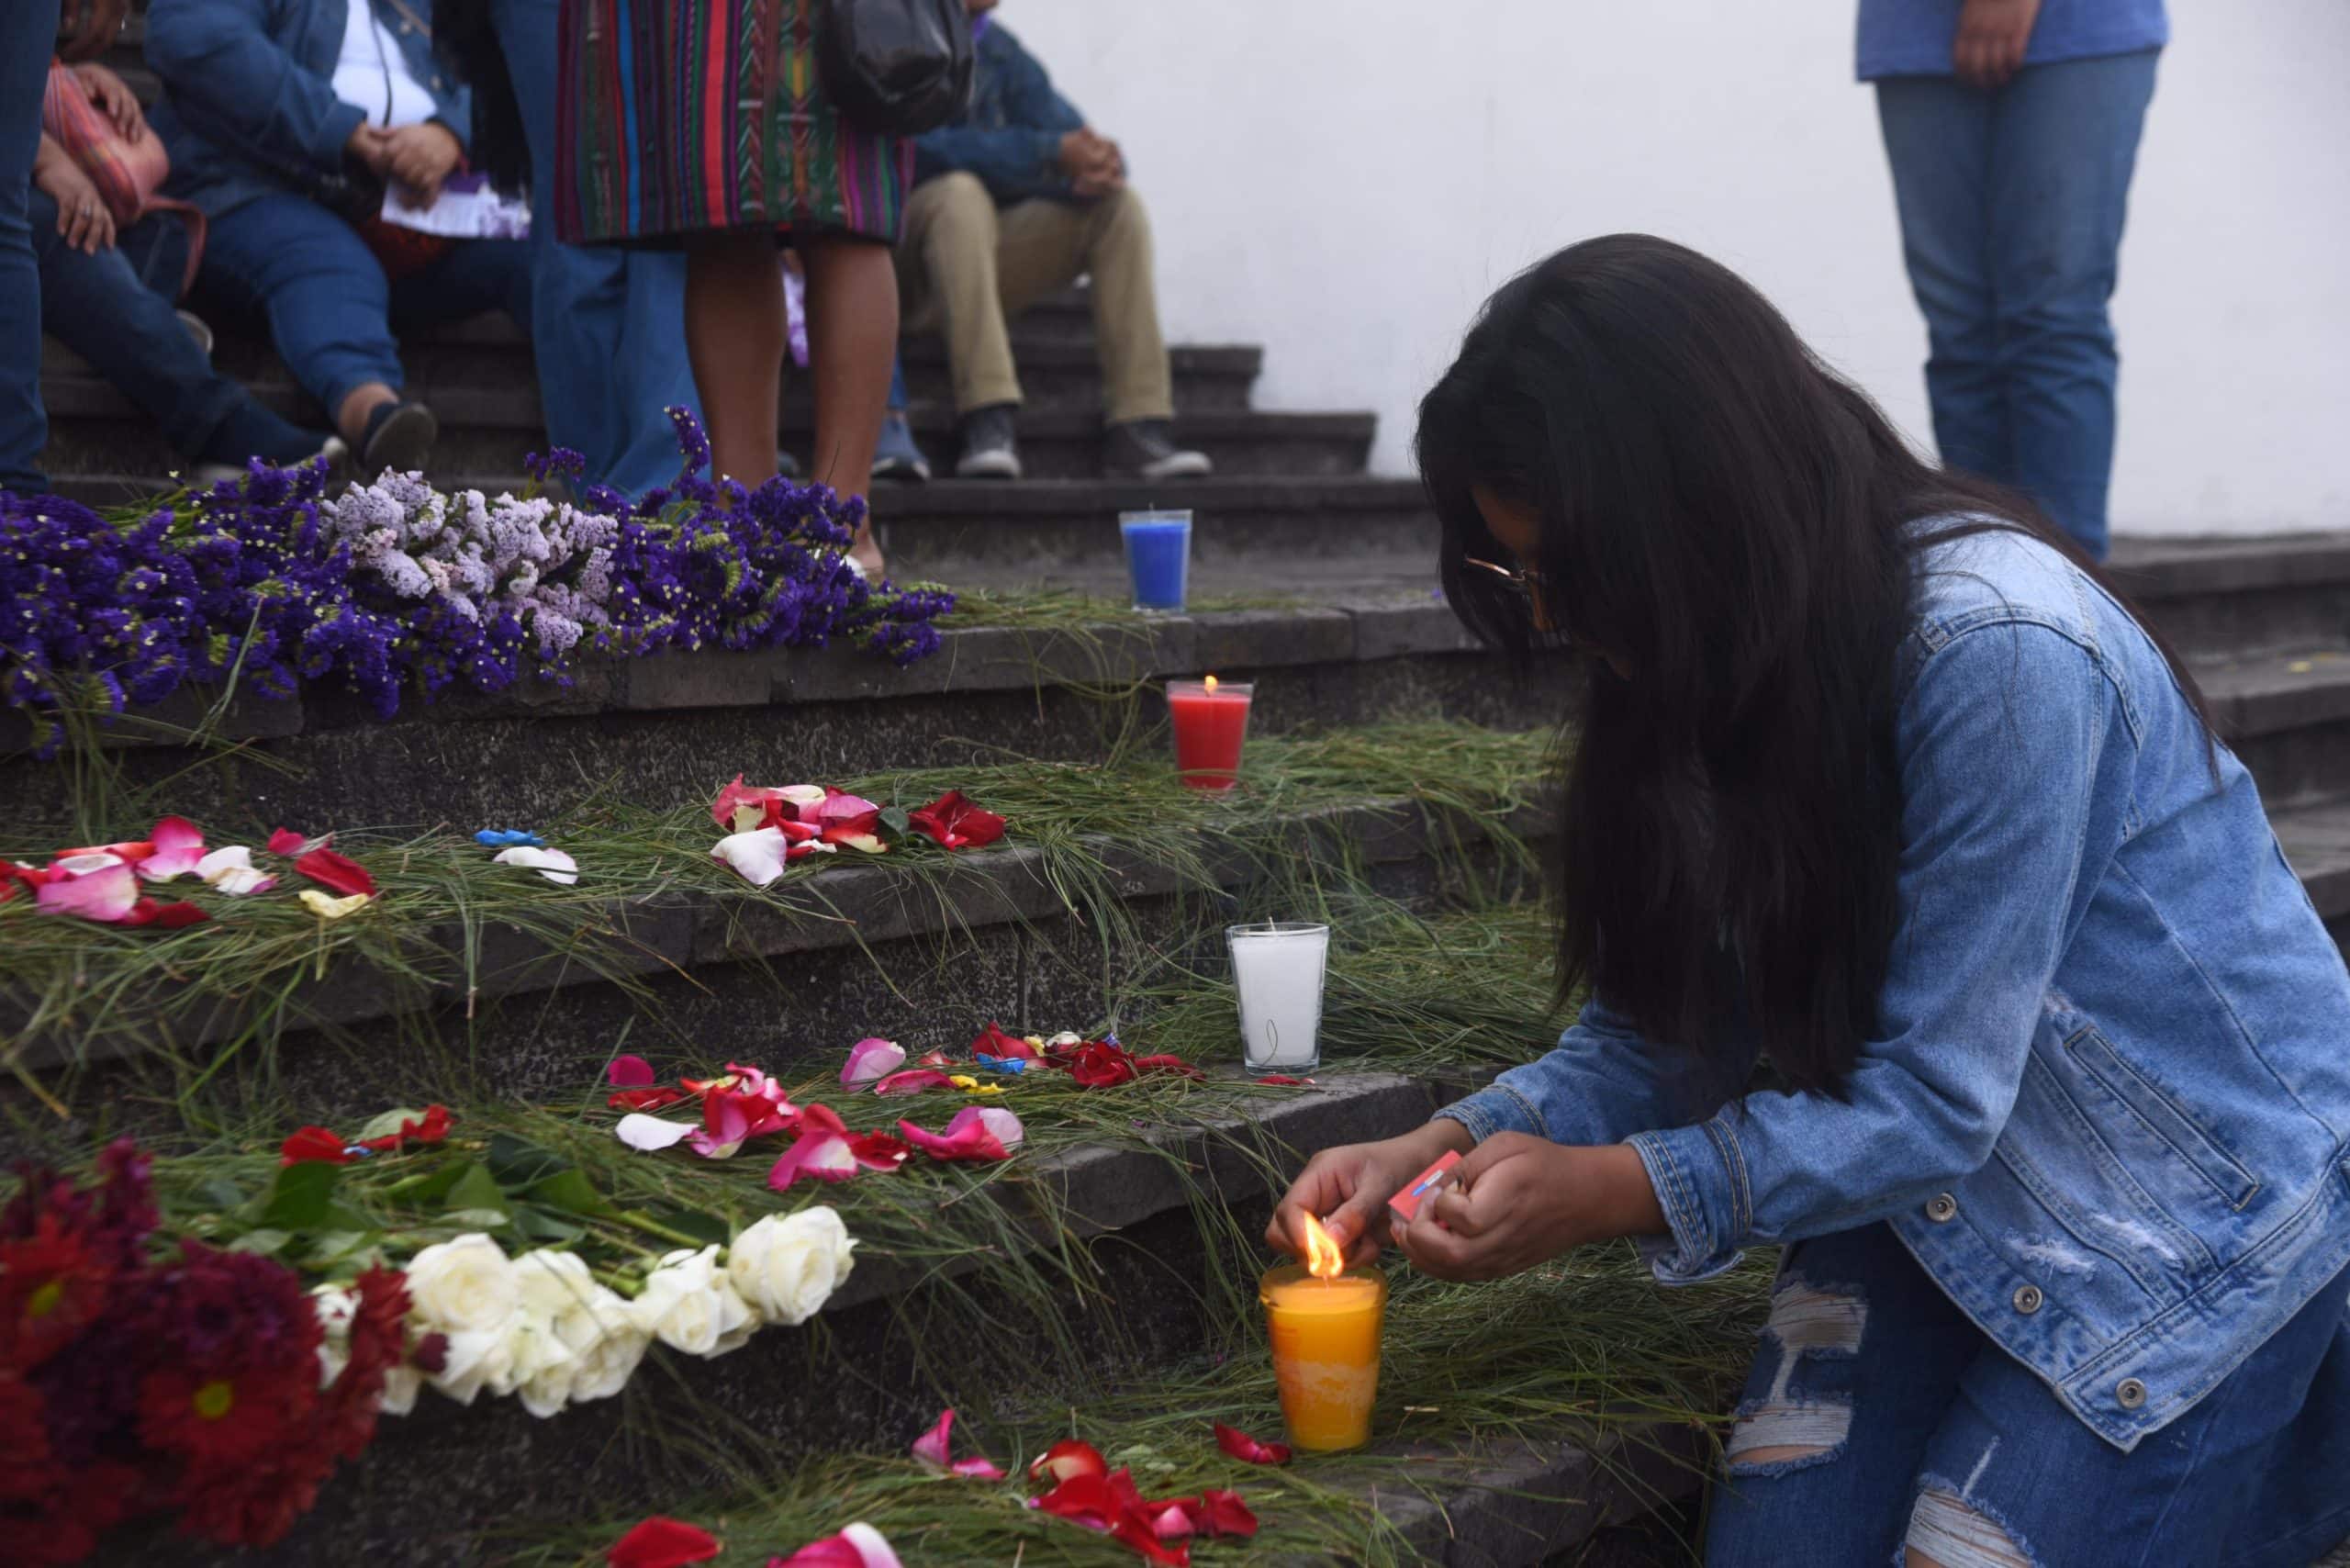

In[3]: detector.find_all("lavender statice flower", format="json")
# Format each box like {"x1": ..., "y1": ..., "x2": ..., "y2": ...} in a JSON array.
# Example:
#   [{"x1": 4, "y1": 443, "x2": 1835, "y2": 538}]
[{"x1": 667, "y1": 405, "x2": 713, "y2": 480}]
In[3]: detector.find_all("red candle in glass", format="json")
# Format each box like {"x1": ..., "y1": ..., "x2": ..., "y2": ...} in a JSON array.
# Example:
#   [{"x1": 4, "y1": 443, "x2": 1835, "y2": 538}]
[{"x1": 1168, "y1": 676, "x2": 1254, "y2": 790}]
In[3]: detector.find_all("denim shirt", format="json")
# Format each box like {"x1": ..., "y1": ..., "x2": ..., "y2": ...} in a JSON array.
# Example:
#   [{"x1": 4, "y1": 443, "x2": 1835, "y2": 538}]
[
  {"x1": 145, "y1": 0, "x2": 471, "y2": 220},
  {"x1": 1438, "y1": 526, "x2": 2350, "y2": 1451}
]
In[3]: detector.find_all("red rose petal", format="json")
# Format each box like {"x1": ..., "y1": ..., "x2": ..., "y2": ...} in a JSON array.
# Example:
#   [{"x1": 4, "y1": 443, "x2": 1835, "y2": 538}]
[
  {"x1": 144, "y1": 900, "x2": 210, "y2": 929},
  {"x1": 609, "y1": 1086, "x2": 689, "y2": 1114},
  {"x1": 870, "y1": 1069, "x2": 954, "y2": 1097},
  {"x1": 294, "y1": 846, "x2": 376, "y2": 899},
  {"x1": 608, "y1": 1054, "x2": 656, "y2": 1088},
  {"x1": 1195, "y1": 1489, "x2": 1259, "y2": 1538},
  {"x1": 1214, "y1": 1422, "x2": 1292, "y2": 1466},
  {"x1": 907, "y1": 790, "x2": 1007, "y2": 852},
  {"x1": 279, "y1": 1126, "x2": 352, "y2": 1166},
  {"x1": 607, "y1": 1515, "x2": 721, "y2": 1568},
  {"x1": 970, "y1": 1022, "x2": 1038, "y2": 1059},
  {"x1": 1029, "y1": 1439, "x2": 1109, "y2": 1485}
]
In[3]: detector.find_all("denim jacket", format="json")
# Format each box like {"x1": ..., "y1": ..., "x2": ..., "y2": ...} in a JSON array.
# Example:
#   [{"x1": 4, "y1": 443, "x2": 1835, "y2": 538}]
[
  {"x1": 1438, "y1": 526, "x2": 2350, "y2": 1451},
  {"x1": 145, "y1": 0, "x2": 471, "y2": 220},
  {"x1": 912, "y1": 22, "x2": 1087, "y2": 207}
]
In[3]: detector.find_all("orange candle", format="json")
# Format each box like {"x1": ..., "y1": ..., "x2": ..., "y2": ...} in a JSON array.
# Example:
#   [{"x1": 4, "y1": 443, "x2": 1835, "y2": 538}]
[{"x1": 1260, "y1": 1215, "x2": 1386, "y2": 1451}]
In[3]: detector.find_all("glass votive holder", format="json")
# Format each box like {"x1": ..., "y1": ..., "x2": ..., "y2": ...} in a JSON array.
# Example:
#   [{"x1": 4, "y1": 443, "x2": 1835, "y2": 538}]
[
  {"x1": 1120, "y1": 509, "x2": 1192, "y2": 613},
  {"x1": 1228, "y1": 921, "x2": 1328, "y2": 1072},
  {"x1": 1169, "y1": 678, "x2": 1253, "y2": 790},
  {"x1": 1259, "y1": 1262, "x2": 1386, "y2": 1451}
]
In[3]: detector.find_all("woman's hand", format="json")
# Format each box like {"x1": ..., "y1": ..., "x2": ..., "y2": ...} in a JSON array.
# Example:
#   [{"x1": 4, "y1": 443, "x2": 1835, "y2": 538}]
[
  {"x1": 1394, "y1": 1135, "x2": 1667, "y2": 1282},
  {"x1": 1953, "y1": 0, "x2": 2042, "y2": 90},
  {"x1": 382, "y1": 122, "x2": 464, "y2": 208},
  {"x1": 1267, "y1": 1121, "x2": 1473, "y2": 1270},
  {"x1": 34, "y1": 140, "x2": 115, "y2": 254},
  {"x1": 73, "y1": 62, "x2": 144, "y2": 142}
]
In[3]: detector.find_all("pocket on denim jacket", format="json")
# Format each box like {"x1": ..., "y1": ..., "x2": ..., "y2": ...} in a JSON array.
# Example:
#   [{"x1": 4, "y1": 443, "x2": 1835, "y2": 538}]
[{"x1": 2063, "y1": 1024, "x2": 2262, "y2": 1214}]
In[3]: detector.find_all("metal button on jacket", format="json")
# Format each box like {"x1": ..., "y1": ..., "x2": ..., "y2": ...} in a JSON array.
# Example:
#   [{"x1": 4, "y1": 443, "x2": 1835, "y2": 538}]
[
  {"x1": 2117, "y1": 1378, "x2": 2148, "y2": 1409},
  {"x1": 1925, "y1": 1193, "x2": 1958, "y2": 1223},
  {"x1": 2012, "y1": 1283, "x2": 2043, "y2": 1315}
]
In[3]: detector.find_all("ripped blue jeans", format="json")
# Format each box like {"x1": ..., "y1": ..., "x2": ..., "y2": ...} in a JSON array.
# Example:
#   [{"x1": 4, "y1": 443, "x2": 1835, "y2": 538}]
[{"x1": 1704, "y1": 1224, "x2": 2350, "y2": 1568}]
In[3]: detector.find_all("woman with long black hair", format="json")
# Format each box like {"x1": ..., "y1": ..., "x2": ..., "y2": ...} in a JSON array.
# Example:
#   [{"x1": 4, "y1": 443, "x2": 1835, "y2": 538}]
[{"x1": 1270, "y1": 235, "x2": 2350, "y2": 1566}]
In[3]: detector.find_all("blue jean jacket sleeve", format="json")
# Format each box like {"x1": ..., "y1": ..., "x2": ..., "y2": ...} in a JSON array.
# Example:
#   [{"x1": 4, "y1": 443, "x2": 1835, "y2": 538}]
[
  {"x1": 1436, "y1": 989, "x2": 1724, "y2": 1148},
  {"x1": 1626, "y1": 621, "x2": 2116, "y2": 1282},
  {"x1": 147, "y1": 0, "x2": 367, "y2": 174}
]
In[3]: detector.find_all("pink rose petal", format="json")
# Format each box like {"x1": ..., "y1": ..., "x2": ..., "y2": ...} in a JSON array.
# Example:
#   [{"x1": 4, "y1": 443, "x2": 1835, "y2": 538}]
[
  {"x1": 769, "y1": 1522, "x2": 902, "y2": 1568},
  {"x1": 139, "y1": 815, "x2": 205, "y2": 881},
  {"x1": 35, "y1": 860, "x2": 140, "y2": 923},
  {"x1": 951, "y1": 1456, "x2": 1008, "y2": 1480},
  {"x1": 896, "y1": 1105, "x2": 1023, "y2": 1163},
  {"x1": 870, "y1": 1069, "x2": 954, "y2": 1097},
  {"x1": 1150, "y1": 1503, "x2": 1196, "y2": 1540},
  {"x1": 910, "y1": 1408, "x2": 956, "y2": 1469},
  {"x1": 841, "y1": 1036, "x2": 907, "y2": 1087},
  {"x1": 767, "y1": 1128, "x2": 860, "y2": 1191},
  {"x1": 609, "y1": 1054, "x2": 656, "y2": 1088}
]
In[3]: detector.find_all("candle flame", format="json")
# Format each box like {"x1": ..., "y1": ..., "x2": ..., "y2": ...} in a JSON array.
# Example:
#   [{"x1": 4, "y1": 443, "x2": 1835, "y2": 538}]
[
  {"x1": 1203, "y1": 674, "x2": 1218, "y2": 694},
  {"x1": 1299, "y1": 1211, "x2": 1345, "y2": 1280}
]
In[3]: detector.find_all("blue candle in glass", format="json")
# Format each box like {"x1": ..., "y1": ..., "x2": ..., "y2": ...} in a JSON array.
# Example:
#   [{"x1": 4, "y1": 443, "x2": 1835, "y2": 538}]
[{"x1": 1120, "y1": 510, "x2": 1192, "y2": 612}]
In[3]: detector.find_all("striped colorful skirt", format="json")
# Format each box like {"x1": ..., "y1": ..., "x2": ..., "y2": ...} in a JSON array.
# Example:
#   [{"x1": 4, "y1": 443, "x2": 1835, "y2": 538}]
[{"x1": 554, "y1": 0, "x2": 914, "y2": 246}]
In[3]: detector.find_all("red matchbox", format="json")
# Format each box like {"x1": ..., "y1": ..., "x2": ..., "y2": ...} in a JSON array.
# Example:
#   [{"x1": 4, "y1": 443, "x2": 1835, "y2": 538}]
[{"x1": 1387, "y1": 1149, "x2": 1462, "y2": 1224}]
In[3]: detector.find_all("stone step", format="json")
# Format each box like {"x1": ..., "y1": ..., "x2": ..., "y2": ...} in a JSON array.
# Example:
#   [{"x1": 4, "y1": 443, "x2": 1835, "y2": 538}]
[
  {"x1": 2109, "y1": 532, "x2": 2350, "y2": 662},
  {"x1": 45, "y1": 318, "x2": 1259, "y2": 418},
  {"x1": 2195, "y1": 646, "x2": 2350, "y2": 811},
  {"x1": 38, "y1": 371, "x2": 1372, "y2": 483},
  {"x1": 3, "y1": 593, "x2": 1561, "y2": 834}
]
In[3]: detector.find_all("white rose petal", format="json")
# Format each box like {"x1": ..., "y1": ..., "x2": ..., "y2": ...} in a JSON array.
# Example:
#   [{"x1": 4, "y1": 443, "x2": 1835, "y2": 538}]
[
  {"x1": 407, "y1": 1234, "x2": 522, "y2": 1334},
  {"x1": 196, "y1": 846, "x2": 276, "y2": 895},
  {"x1": 727, "y1": 1207, "x2": 858, "y2": 1328},
  {"x1": 711, "y1": 826, "x2": 790, "y2": 887},
  {"x1": 379, "y1": 1363, "x2": 421, "y2": 1417},
  {"x1": 617, "y1": 1113, "x2": 695, "y2": 1152},
  {"x1": 493, "y1": 846, "x2": 579, "y2": 885},
  {"x1": 310, "y1": 1284, "x2": 357, "y2": 1388}
]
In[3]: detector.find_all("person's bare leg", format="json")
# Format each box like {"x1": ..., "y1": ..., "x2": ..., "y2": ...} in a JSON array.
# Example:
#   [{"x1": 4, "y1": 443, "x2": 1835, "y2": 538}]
[
  {"x1": 800, "y1": 234, "x2": 897, "y2": 577},
  {"x1": 684, "y1": 230, "x2": 784, "y2": 487},
  {"x1": 335, "y1": 383, "x2": 398, "y2": 445}
]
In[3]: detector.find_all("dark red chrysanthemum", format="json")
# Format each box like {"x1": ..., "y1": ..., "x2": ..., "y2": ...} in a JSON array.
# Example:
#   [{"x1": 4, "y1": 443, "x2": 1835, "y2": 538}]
[
  {"x1": 0, "y1": 1215, "x2": 111, "y2": 1372},
  {"x1": 170, "y1": 1439, "x2": 334, "y2": 1549},
  {"x1": 140, "y1": 1242, "x2": 319, "y2": 1374},
  {"x1": 137, "y1": 1363, "x2": 312, "y2": 1466}
]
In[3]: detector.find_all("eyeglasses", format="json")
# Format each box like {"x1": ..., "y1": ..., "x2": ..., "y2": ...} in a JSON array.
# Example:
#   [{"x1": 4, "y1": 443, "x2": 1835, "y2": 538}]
[{"x1": 1462, "y1": 556, "x2": 1565, "y2": 638}]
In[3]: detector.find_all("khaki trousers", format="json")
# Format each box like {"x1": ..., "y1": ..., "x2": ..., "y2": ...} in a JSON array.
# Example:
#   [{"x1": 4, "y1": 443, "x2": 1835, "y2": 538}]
[{"x1": 897, "y1": 172, "x2": 1174, "y2": 424}]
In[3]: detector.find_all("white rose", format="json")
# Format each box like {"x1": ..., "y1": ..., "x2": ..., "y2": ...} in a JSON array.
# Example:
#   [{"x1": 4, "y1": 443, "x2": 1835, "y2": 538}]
[
  {"x1": 556, "y1": 1291, "x2": 651, "y2": 1405},
  {"x1": 310, "y1": 1284, "x2": 356, "y2": 1389},
  {"x1": 505, "y1": 1310, "x2": 578, "y2": 1416},
  {"x1": 407, "y1": 1235, "x2": 520, "y2": 1335},
  {"x1": 727, "y1": 1208, "x2": 857, "y2": 1328},
  {"x1": 632, "y1": 1246, "x2": 756, "y2": 1358},
  {"x1": 428, "y1": 1325, "x2": 517, "y2": 1406},
  {"x1": 513, "y1": 1249, "x2": 601, "y2": 1316}
]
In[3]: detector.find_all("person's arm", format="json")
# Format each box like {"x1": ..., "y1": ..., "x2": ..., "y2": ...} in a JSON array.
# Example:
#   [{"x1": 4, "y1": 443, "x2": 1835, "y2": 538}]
[
  {"x1": 1434, "y1": 989, "x2": 1726, "y2": 1149},
  {"x1": 1622, "y1": 621, "x2": 2115, "y2": 1282},
  {"x1": 912, "y1": 29, "x2": 1086, "y2": 202},
  {"x1": 143, "y1": 0, "x2": 369, "y2": 174}
]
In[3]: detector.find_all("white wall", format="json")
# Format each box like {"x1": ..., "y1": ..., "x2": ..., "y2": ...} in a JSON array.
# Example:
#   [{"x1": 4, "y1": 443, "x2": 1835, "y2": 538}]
[{"x1": 1001, "y1": 0, "x2": 2350, "y2": 536}]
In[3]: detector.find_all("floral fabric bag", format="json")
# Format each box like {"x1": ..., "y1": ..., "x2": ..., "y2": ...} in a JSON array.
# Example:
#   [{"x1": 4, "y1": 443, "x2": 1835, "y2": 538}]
[{"x1": 41, "y1": 62, "x2": 208, "y2": 297}]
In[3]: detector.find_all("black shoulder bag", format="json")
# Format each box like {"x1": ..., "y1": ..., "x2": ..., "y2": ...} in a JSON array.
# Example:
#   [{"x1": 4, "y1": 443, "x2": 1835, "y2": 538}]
[{"x1": 818, "y1": 0, "x2": 975, "y2": 137}]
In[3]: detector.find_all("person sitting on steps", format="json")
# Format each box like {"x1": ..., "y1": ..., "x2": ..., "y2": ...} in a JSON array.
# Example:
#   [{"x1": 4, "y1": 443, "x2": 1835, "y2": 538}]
[
  {"x1": 905, "y1": 0, "x2": 1211, "y2": 483},
  {"x1": 145, "y1": 0, "x2": 533, "y2": 478},
  {"x1": 33, "y1": 58, "x2": 336, "y2": 484}
]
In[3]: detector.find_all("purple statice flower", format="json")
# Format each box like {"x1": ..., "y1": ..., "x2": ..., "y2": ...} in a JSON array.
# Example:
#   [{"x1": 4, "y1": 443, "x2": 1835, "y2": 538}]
[{"x1": 667, "y1": 405, "x2": 712, "y2": 479}]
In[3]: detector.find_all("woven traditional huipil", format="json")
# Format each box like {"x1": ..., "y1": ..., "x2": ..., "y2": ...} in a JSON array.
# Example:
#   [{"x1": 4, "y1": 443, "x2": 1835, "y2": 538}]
[{"x1": 554, "y1": 0, "x2": 912, "y2": 245}]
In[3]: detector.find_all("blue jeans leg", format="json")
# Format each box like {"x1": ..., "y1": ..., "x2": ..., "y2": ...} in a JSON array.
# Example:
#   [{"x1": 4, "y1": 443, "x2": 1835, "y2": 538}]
[
  {"x1": 1706, "y1": 1225, "x2": 2350, "y2": 1567},
  {"x1": 1984, "y1": 50, "x2": 2158, "y2": 562},
  {"x1": 33, "y1": 201, "x2": 242, "y2": 459},
  {"x1": 0, "y1": 16, "x2": 54, "y2": 493},
  {"x1": 198, "y1": 195, "x2": 407, "y2": 421},
  {"x1": 387, "y1": 237, "x2": 535, "y2": 336},
  {"x1": 493, "y1": 0, "x2": 702, "y2": 496},
  {"x1": 1876, "y1": 75, "x2": 2010, "y2": 500},
  {"x1": 1878, "y1": 52, "x2": 2158, "y2": 560}
]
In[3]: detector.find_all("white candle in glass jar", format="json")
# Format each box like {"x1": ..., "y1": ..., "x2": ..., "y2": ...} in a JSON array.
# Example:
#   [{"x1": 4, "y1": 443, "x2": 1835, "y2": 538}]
[{"x1": 1228, "y1": 922, "x2": 1330, "y2": 1070}]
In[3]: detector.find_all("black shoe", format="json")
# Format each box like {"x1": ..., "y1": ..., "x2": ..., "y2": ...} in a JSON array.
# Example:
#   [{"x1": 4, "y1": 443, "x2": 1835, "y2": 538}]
[
  {"x1": 954, "y1": 405, "x2": 1024, "y2": 480},
  {"x1": 777, "y1": 448, "x2": 801, "y2": 479},
  {"x1": 1103, "y1": 418, "x2": 1212, "y2": 480},
  {"x1": 358, "y1": 399, "x2": 438, "y2": 477}
]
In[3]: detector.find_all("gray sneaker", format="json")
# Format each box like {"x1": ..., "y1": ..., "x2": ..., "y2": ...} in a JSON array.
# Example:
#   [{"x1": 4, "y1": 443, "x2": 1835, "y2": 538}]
[
  {"x1": 358, "y1": 399, "x2": 438, "y2": 477},
  {"x1": 955, "y1": 405, "x2": 1023, "y2": 480},
  {"x1": 1104, "y1": 419, "x2": 1212, "y2": 480}
]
